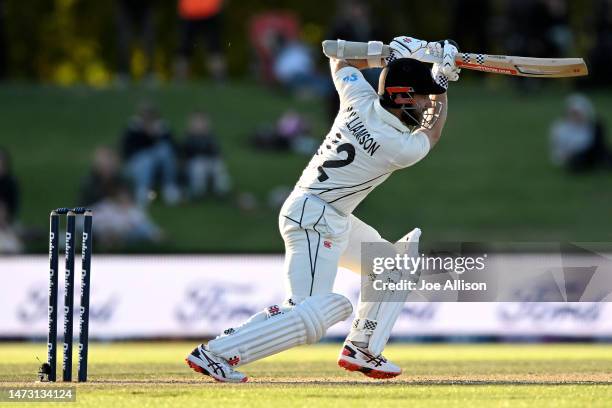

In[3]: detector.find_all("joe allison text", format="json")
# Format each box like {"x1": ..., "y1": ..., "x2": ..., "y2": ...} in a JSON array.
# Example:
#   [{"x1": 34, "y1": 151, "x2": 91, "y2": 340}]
[{"x1": 373, "y1": 279, "x2": 487, "y2": 291}]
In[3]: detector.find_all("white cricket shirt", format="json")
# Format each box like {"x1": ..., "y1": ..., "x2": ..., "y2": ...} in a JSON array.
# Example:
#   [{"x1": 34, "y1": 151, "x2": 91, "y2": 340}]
[{"x1": 296, "y1": 66, "x2": 431, "y2": 214}]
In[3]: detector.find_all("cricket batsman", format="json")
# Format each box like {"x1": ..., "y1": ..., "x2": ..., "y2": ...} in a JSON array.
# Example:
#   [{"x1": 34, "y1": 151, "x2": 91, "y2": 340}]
[{"x1": 186, "y1": 36, "x2": 460, "y2": 382}]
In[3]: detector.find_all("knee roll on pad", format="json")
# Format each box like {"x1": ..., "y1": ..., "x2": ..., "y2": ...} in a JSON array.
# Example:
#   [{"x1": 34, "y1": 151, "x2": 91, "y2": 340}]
[{"x1": 206, "y1": 293, "x2": 353, "y2": 366}]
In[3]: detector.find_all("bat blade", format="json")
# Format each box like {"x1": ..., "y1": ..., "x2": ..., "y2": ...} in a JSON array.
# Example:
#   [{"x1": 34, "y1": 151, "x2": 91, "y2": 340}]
[{"x1": 458, "y1": 54, "x2": 588, "y2": 78}]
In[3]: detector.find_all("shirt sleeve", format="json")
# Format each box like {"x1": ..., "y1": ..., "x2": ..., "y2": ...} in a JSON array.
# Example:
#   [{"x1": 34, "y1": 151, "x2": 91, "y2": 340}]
[
  {"x1": 390, "y1": 130, "x2": 431, "y2": 168},
  {"x1": 333, "y1": 66, "x2": 377, "y2": 105}
]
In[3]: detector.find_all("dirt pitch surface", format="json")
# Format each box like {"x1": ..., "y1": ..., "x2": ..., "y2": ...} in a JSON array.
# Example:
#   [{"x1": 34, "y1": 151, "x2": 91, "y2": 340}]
[{"x1": 1, "y1": 342, "x2": 611, "y2": 407}]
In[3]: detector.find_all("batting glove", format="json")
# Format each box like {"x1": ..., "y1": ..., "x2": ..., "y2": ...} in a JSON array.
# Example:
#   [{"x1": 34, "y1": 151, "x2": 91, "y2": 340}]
[
  {"x1": 431, "y1": 40, "x2": 460, "y2": 90},
  {"x1": 386, "y1": 36, "x2": 441, "y2": 64}
]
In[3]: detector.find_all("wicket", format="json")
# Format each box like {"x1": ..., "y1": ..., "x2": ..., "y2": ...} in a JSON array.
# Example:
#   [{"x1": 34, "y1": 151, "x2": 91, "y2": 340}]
[{"x1": 40, "y1": 207, "x2": 93, "y2": 382}]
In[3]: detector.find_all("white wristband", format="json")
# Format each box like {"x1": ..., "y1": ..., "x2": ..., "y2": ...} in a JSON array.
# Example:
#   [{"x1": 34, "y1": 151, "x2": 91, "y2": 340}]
[{"x1": 367, "y1": 41, "x2": 384, "y2": 68}]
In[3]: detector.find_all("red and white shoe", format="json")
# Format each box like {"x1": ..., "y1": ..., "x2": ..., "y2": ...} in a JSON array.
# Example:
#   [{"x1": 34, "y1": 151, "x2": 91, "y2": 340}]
[
  {"x1": 186, "y1": 344, "x2": 248, "y2": 383},
  {"x1": 337, "y1": 341, "x2": 402, "y2": 379}
]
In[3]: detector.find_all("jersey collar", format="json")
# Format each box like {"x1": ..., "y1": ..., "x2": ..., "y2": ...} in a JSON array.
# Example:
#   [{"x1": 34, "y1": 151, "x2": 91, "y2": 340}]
[{"x1": 374, "y1": 98, "x2": 410, "y2": 133}]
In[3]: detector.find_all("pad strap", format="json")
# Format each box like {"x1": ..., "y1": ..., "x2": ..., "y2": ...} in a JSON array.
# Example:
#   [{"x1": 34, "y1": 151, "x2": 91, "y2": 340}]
[{"x1": 352, "y1": 318, "x2": 378, "y2": 334}]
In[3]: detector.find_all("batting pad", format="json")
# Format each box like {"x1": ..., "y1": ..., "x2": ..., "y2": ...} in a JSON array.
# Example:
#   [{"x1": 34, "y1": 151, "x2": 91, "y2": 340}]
[
  {"x1": 206, "y1": 293, "x2": 353, "y2": 367},
  {"x1": 348, "y1": 228, "x2": 421, "y2": 356}
]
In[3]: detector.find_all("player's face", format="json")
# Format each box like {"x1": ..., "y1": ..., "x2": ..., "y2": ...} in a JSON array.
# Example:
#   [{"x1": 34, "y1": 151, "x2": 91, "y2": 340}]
[
  {"x1": 404, "y1": 94, "x2": 433, "y2": 124},
  {"x1": 413, "y1": 94, "x2": 433, "y2": 114},
  {"x1": 410, "y1": 93, "x2": 442, "y2": 129},
  {"x1": 394, "y1": 93, "x2": 441, "y2": 129}
]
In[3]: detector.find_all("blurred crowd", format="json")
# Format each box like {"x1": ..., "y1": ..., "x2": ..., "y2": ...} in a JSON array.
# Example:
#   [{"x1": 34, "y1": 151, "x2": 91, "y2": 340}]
[
  {"x1": 80, "y1": 103, "x2": 237, "y2": 249},
  {"x1": 99, "y1": 0, "x2": 612, "y2": 91},
  {"x1": 1, "y1": 0, "x2": 610, "y2": 85},
  {"x1": 102, "y1": 0, "x2": 612, "y2": 113},
  {"x1": 550, "y1": 94, "x2": 612, "y2": 171},
  {"x1": 115, "y1": 0, "x2": 227, "y2": 84},
  {"x1": 0, "y1": 103, "x2": 240, "y2": 252}
]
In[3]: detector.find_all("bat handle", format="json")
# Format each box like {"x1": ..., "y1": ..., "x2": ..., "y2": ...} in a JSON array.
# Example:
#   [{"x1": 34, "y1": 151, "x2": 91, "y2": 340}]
[
  {"x1": 418, "y1": 53, "x2": 443, "y2": 64},
  {"x1": 418, "y1": 52, "x2": 469, "y2": 66}
]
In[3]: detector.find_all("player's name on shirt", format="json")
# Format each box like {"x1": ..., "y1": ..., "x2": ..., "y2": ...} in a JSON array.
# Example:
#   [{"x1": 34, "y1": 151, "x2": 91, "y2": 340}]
[{"x1": 344, "y1": 106, "x2": 381, "y2": 157}]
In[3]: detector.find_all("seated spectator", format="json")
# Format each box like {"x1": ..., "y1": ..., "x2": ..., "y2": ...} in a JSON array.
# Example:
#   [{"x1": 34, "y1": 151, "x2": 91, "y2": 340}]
[
  {"x1": 121, "y1": 102, "x2": 181, "y2": 206},
  {"x1": 250, "y1": 110, "x2": 316, "y2": 155},
  {"x1": 92, "y1": 183, "x2": 163, "y2": 248},
  {"x1": 272, "y1": 35, "x2": 330, "y2": 97},
  {"x1": 248, "y1": 11, "x2": 300, "y2": 84},
  {"x1": 182, "y1": 111, "x2": 231, "y2": 199},
  {"x1": 79, "y1": 146, "x2": 128, "y2": 206},
  {"x1": 549, "y1": 94, "x2": 612, "y2": 171},
  {"x1": 0, "y1": 201, "x2": 22, "y2": 254},
  {"x1": 0, "y1": 147, "x2": 19, "y2": 223}
]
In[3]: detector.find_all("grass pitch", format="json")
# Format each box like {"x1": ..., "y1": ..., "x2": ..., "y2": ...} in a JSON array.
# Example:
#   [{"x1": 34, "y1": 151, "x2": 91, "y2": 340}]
[{"x1": 1, "y1": 342, "x2": 611, "y2": 407}]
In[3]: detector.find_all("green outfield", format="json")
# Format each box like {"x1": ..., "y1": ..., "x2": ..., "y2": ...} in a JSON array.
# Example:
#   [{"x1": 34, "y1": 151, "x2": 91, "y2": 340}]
[
  {"x1": 2, "y1": 82, "x2": 612, "y2": 252},
  {"x1": 1, "y1": 342, "x2": 611, "y2": 407}
]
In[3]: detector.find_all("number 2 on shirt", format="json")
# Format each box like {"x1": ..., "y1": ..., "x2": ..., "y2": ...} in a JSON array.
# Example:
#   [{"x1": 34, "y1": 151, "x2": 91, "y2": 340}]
[{"x1": 317, "y1": 142, "x2": 356, "y2": 182}]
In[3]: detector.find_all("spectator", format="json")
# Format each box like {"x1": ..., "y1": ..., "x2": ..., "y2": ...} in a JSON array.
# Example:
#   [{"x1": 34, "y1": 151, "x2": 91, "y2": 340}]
[
  {"x1": 115, "y1": 0, "x2": 159, "y2": 83},
  {"x1": 175, "y1": 0, "x2": 226, "y2": 80},
  {"x1": 79, "y1": 146, "x2": 128, "y2": 206},
  {"x1": 121, "y1": 102, "x2": 181, "y2": 206},
  {"x1": 549, "y1": 94, "x2": 612, "y2": 172},
  {"x1": 271, "y1": 35, "x2": 330, "y2": 97},
  {"x1": 276, "y1": 110, "x2": 317, "y2": 154},
  {"x1": 248, "y1": 11, "x2": 300, "y2": 84},
  {"x1": 0, "y1": 147, "x2": 18, "y2": 223},
  {"x1": 250, "y1": 110, "x2": 316, "y2": 155},
  {"x1": 182, "y1": 111, "x2": 231, "y2": 198},
  {"x1": 92, "y1": 183, "x2": 163, "y2": 248},
  {"x1": 0, "y1": 201, "x2": 22, "y2": 254}
]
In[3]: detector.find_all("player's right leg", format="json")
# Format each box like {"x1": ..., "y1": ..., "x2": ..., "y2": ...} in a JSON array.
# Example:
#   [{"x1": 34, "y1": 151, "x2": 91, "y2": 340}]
[{"x1": 337, "y1": 215, "x2": 421, "y2": 379}]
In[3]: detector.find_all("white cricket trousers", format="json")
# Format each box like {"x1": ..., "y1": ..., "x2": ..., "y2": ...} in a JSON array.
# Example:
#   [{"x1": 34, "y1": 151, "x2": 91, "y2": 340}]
[{"x1": 278, "y1": 189, "x2": 387, "y2": 303}]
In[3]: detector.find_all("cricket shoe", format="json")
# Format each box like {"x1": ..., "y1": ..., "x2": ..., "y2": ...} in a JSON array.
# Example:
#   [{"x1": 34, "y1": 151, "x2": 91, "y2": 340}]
[
  {"x1": 186, "y1": 344, "x2": 248, "y2": 383},
  {"x1": 337, "y1": 341, "x2": 401, "y2": 379}
]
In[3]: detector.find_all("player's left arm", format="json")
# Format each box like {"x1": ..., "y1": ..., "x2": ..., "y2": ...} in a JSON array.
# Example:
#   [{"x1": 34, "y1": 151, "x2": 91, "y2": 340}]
[
  {"x1": 329, "y1": 58, "x2": 381, "y2": 74},
  {"x1": 329, "y1": 58, "x2": 379, "y2": 104},
  {"x1": 328, "y1": 39, "x2": 388, "y2": 74},
  {"x1": 328, "y1": 40, "x2": 391, "y2": 104},
  {"x1": 329, "y1": 36, "x2": 439, "y2": 74}
]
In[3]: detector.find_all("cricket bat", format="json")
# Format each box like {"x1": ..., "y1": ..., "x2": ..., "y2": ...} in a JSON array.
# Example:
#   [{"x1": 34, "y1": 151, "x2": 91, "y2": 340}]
[{"x1": 322, "y1": 40, "x2": 588, "y2": 78}]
